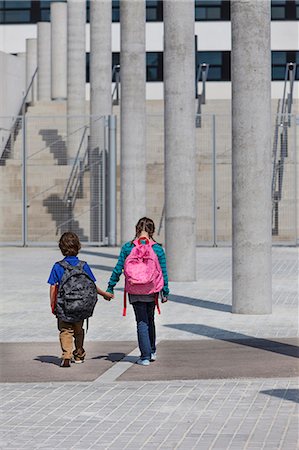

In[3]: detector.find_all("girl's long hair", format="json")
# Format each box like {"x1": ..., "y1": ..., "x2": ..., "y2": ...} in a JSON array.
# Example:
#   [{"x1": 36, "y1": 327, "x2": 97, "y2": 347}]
[{"x1": 131, "y1": 217, "x2": 159, "y2": 244}]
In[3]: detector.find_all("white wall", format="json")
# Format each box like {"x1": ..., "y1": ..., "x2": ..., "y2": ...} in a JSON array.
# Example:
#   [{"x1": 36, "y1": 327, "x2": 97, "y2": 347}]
[
  {"x1": 0, "y1": 51, "x2": 26, "y2": 156},
  {"x1": 0, "y1": 22, "x2": 298, "y2": 101}
]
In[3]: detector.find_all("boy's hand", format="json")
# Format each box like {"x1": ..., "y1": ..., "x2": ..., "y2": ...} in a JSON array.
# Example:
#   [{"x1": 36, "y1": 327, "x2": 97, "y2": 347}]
[{"x1": 102, "y1": 292, "x2": 114, "y2": 301}]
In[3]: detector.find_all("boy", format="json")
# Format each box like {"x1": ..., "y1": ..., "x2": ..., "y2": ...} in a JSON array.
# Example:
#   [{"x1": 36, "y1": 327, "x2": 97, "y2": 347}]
[{"x1": 48, "y1": 232, "x2": 113, "y2": 367}]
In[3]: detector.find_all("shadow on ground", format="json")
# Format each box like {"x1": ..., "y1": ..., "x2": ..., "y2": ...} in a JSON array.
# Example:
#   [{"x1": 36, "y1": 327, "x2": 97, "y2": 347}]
[{"x1": 260, "y1": 389, "x2": 299, "y2": 404}]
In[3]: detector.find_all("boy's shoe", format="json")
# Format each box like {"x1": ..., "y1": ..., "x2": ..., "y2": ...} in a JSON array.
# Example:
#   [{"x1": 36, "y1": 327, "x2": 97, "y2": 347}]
[
  {"x1": 150, "y1": 352, "x2": 157, "y2": 361},
  {"x1": 136, "y1": 358, "x2": 150, "y2": 366},
  {"x1": 73, "y1": 351, "x2": 86, "y2": 364},
  {"x1": 60, "y1": 359, "x2": 71, "y2": 368}
]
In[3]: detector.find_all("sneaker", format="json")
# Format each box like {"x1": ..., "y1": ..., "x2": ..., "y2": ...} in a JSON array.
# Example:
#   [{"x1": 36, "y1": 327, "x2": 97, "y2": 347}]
[
  {"x1": 136, "y1": 358, "x2": 150, "y2": 366},
  {"x1": 60, "y1": 359, "x2": 71, "y2": 368},
  {"x1": 73, "y1": 351, "x2": 86, "y2": 364},
  {"x1": 150, "y1": 352, "x2": 157, "y2": 361}
]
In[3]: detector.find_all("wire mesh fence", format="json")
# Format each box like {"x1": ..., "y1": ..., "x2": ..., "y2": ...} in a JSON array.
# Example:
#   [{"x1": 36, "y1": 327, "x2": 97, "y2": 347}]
[{"x1": 0, "y1": 113, "x2": 297, "y2": 246}]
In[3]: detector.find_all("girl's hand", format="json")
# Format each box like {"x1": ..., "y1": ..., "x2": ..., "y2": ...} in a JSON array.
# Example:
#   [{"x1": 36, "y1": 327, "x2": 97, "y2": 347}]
[{"x1": 102, "y1": 292, "x2": 114, "y2": 301}]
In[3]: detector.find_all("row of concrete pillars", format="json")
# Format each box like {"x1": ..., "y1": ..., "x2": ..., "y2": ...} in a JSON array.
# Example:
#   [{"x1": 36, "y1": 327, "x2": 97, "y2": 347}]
[{"x1": 25, "y1": 0, "x2": 272, "y2": 314}]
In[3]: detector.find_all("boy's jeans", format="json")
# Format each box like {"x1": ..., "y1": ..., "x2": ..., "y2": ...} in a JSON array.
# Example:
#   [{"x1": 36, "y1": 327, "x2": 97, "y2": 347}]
[
  {"x1": 58, "y1": 319, "x2": 85, "y2": 360},
  {"x1": 132, "y1": 301, "x2": 156, "y2": 360}
]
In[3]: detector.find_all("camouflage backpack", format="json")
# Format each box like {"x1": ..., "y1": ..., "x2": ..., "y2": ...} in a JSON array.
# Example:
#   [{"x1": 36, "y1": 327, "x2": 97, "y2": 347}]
[{"x1": 56, "y1": 260, "x2": 98, "y2": 323}]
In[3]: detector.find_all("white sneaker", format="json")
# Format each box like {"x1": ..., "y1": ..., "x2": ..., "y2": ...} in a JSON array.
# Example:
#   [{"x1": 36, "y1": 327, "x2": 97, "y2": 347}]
[
  {"x1": 150, "y1": 352, "x2": 157, "y2": 361},
  {"x1": 136, "y1": 358, "x2": 150, "y2": 366}
]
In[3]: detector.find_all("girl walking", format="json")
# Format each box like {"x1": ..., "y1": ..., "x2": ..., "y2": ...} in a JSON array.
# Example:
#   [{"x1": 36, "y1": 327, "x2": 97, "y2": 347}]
[{"x1": 106, "y1": 217, "x2": 169, "y2": 366}]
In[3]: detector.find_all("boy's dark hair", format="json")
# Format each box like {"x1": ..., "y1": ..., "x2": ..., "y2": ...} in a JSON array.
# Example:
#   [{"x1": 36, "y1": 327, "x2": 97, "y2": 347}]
[{"x1": 59, "y1": 232, "x2": 81, "y2": 256}]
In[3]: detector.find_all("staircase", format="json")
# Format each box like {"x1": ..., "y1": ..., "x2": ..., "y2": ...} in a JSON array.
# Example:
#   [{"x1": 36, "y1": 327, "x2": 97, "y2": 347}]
[{"x1": 0, "y1": 101, "x2": 90, "y2": 243}]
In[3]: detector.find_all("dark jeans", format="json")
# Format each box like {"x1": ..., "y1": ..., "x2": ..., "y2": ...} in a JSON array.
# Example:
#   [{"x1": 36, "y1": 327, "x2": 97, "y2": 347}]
[{"x1": 132, "y1": 301, "x2": 156, "y2": 360}]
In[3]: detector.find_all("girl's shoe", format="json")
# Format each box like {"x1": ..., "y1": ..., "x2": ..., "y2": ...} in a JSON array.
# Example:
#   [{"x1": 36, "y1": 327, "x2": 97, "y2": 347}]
[
  {"x1": 136, "y1": 358, "x2": 150, "y2": 366},
  {"x1": 150, "y1": 352, "x2": 157, "y2": 361}
]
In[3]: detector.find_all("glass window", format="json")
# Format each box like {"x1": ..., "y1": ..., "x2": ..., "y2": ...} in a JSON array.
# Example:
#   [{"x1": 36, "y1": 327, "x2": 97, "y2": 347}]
[
  {"x1": 197, "y1": 51, "x2": 230, "y2": 81},
  {"x1": 271, "y1": 0, "x2": 298, "y2": 20},
  {"x1": 146, "y1": 1, "x2": 163, "y2": 21},
  {"x1": 5, "y1": 1, "x2": 31, "y2": 8},
  {"x1": 4, "y1": 10, "x2": 31, "y2": 23},
  {"x1": 195, "y1": 0, "x2": 230, "y2": 21},
  {"x1": 112, "y1": 0, "x2": 119, "y2": 22},
  {"x1": 112, "y1": 53, "x2": 120, "y2": 82},
  {"x1": 272, "y1": 51, "x2": 299, "y2": 80},
  {"x1": 146, "y1": 52, "x2": 163, "y2": 81}
]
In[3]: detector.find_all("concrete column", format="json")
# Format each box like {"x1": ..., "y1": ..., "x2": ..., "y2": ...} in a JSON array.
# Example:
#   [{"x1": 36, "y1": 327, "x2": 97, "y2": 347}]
[
  {"x1": 25, "y1": 38, "x2": 37, "y2": 105},
  {"x1": 231, "y1": 0, "x2": 272, "y2": 314},
  {"x1": 163, "y1": 1, "x2": 196, "y2": 281},
  {"x1": 37, "y1": 22, "x2": 51, "y2": 101},
  {"x1": 89, "y1": 0, "x2": 112, "y2": 242},
  {"x1": 120, "y1": 0, "x2": 146, "y2": 243},
  {"x1": 51, "y1": 2, "x2": 67, "y2": 100},
  {"x1": 67, "y1": 0, "x2": 87, "y2": 160}
]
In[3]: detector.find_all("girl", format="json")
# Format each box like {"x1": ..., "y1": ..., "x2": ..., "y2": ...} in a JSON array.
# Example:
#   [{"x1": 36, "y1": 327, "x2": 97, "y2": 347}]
[{"x1": 106, "y1": 217, "x2": 169, "y2": 366}]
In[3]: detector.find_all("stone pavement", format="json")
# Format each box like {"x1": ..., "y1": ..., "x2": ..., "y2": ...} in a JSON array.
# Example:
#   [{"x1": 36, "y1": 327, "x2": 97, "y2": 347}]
[{"x1": 0, "y1": 246, "x2": 298, "y2": 449}]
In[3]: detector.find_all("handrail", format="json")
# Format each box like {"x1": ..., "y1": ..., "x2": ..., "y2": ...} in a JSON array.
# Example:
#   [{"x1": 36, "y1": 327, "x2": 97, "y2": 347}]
[
  {"x1": 63, "y1": 125, "x2": 89, "y2": 205},
  {"x1": 0, "y1": 67, "x2": 38, "y2": 162},
  {"x1": 271, "y1": 62, "x2": 296, "y2": 235},
  {"x1": 112, "y1": 64, "x2": 120, "y2": 106},
  {"x1": 196, "y1": 63, "x2": 209, "y2": 128}
]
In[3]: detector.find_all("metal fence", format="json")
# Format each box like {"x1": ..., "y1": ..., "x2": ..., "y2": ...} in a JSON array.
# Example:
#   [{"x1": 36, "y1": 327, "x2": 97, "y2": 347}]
[
  {"x1": 0, "y1": 115, "x2": 116, "y2": 246},
  {"x1": 148, "y1": 113, "x2": 298, "y2": 246},
  {"x1": 0, "y1": 113, "x2": 297, "y2": 246}
]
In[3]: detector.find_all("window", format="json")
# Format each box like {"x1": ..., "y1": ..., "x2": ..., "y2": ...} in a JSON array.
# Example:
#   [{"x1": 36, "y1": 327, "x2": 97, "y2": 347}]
[
  {"x1": 195, "y1": 0, "x2": 230, "y2": 21},
  {"x1": 146, "y1": 1, "x2": 163, "y2": 21},
  {"x1": 197, "y1": 51, "x2": 231, "y2": 81},
  {"x1": 0, "y1": 0, "x2": 66, "y2": 24},
  {"x1": 272, "y1": 51, "x2": 299, "y2": 80},
  {"x1": 146, "y1": 52, "x2": 163, "y2": 81},
  {"x1": 271, "y1": 0, "x2": 299, "y2": 20},
  {"x1": 112, "y1": 0, "x2": 120, "y2": 22}
]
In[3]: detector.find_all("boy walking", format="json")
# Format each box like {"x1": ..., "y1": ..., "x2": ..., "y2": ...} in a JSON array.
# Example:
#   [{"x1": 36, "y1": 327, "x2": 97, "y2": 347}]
[{"x1": 48, "y1": 232, "x2": 113, "y2": 367}]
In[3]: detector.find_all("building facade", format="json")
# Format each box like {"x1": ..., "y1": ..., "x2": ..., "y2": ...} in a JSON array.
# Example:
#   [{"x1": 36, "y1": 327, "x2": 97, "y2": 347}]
[{"x1": 0, "y1": 0, "x2": 298, "y2": 100}]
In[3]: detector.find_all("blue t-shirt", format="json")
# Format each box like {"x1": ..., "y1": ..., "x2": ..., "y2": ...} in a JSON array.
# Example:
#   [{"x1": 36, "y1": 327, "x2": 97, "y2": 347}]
[{"x1": 47, "y1": 256, "x2": 96, "y2": 285}]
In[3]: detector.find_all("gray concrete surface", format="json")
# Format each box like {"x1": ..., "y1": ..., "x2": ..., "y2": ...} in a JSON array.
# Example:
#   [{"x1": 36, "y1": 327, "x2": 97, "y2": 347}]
[
  {"x1": 50, "y1": 2, "x2": 67, "y2": 100},
  {"x1": 0, "y1": 246, "x2": 298, "y2": 449},
  {"x1": 164, "y1": 0, "x2": 196, "y2": 281},
  {"x1": 89, "y1": 0, "x2": 112, "y2": 242},
  {"x1": 120, "y1": 0, "x2": 146, "y2": 243},
  {"x1": 231, "y1": 0, "x2": 272, "y2": 314},
  {"x1": 67, "y1": 0, "x2": 87, "y2": 160},
  {"x1": 25, "y1": 38, "x2": 37, "y2": 105},
  {"x1": 37, "y1": 22, "x2": 51, "y2": 101}
]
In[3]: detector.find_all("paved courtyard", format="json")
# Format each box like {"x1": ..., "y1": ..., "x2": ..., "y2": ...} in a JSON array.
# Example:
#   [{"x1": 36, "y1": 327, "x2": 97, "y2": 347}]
[{"x1": 0, "y1": 246, "x2": 298, "y2": 449}]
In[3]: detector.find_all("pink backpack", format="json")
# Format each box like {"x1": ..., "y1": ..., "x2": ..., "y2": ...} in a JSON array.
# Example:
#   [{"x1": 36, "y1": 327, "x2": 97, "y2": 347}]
[{"x1": 123, "y1": 237, "x2": 164, "y2": 316}]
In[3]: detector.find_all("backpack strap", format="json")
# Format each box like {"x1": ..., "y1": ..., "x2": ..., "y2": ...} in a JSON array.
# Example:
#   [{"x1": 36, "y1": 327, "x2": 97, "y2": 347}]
[
  {"x1": 58, "y1": 260, "x2": 86, "y2": 271},
  {"x1": 58, "y1": 260, "x2": 72, "y2": 270},
  {"x1": 123, "y1": 290, "x2": 127, "y2": 317}
]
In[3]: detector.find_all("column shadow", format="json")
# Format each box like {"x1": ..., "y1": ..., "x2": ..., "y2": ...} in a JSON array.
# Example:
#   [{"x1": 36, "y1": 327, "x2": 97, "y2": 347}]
[
  {"x1": 169, "y1": 294, "x2": 231, "y2": 312},
  {"x1": 164, "y1": 323, "x2": 299, "y2": 358},
  {"x1": 260, "y1": 389, "x2": 299, "y2": 404}
]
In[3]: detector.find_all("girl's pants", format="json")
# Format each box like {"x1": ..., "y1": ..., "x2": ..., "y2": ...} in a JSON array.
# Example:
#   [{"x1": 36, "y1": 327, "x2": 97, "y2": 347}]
[
  {"x1": 132, "y1": 301, "x2": 156, "y2": 360},
  {"x1": 58, "y1": 319, "x2": 85, "y2": 360}
]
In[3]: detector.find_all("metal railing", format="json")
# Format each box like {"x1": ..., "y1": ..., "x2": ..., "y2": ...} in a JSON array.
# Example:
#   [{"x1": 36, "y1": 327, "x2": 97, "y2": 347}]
[
  {"x1": 0, "y1": 68, "x2": 38, "y2": 164},
  {"x1": 271, "y1": 62, "x2": 296, "y2": 235}
]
